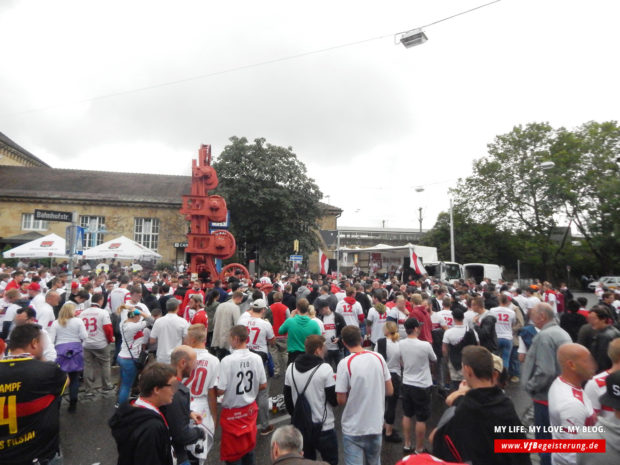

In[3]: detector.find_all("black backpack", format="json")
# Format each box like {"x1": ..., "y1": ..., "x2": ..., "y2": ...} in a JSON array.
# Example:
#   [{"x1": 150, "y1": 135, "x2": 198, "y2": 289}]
[
  {"x1": 291, "y1": 364, "x2": 325, "y2": 444},
  {"x1": 448, "y1": 327, "x2": 478, "y2": 370}
]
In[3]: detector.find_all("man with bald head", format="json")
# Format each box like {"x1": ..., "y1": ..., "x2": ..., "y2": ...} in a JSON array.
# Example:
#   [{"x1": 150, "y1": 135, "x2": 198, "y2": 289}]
[
  {"x1": 521, "y1": 303, "x2": 571, "y2": 465},
  {"x1": 161, "y1": 345, "x2": 206, "y2": 465},
  {"x1": 548, "y1": 343, "x2": 597, "y2": 465}
]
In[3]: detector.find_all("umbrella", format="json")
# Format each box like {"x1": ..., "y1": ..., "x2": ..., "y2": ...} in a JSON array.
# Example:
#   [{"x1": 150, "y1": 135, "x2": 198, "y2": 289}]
[
  {"x1": 82, "y1": 235, "x2": 162, "y2": 261},
  {"x1": 2, "y1": 233, "x2": 68, "y2": 258}
]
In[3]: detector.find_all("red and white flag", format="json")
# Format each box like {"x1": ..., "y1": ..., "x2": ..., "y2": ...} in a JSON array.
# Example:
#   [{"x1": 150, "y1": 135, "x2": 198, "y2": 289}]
[
  {"x1": 319, "y1": 248, "x2": 328, "y2": 274},
  {"x1": 409, "y1": 248, "x2": 427, "y2": 276}
]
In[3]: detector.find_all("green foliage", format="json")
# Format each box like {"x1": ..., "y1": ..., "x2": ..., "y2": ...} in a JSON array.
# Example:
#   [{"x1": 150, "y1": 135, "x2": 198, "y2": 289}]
[
  {"x1": 445, "y1": 121, "x2": 620, "y2": 280},
  {"x1": 213, "y1": 137, "x2": 323, "y2": 271}
]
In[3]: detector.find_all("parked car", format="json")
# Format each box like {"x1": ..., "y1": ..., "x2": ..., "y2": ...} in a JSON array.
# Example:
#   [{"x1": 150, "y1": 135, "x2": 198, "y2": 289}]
[{"x1": 588, "y1": 276, "x2": 620, "y2": 291}]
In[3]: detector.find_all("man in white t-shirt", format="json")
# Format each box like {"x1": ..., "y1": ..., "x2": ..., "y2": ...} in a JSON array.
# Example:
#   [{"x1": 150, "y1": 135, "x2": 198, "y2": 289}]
[
  {"x1": 490, "y1": 294, "x2": 516, "y2": 372},
  {"x1": 183, "y1": 324, "x2": 220, "y2": 461},
  {"x1": 437, "y1": 297, "x2": 455, "y2": 329},
  {"x1": 523, "y1": 287, "x2": 541, "y2": 316},
  {"x1": 284, "y1": 334, "x2": 338, "y2": 465},
  {"x1": 400, "y1": 317, "x2": 437, "y2": 455},
  {"x1": 542, "y1": 282, "x2": 558, "y2": 314},
  {"x1": 80, "y1": 293, "x2": 115, "y2": 395},
  {"x1": 36, "y1": 291, "x2": 59, "y2": 331},
  {"x1": 107, "y1": 276, "x2": 131, "y2": 312},
  {"x1": 584, "y1": 338, "x2": 620, "y2": 420},
  {"x1": 239, "y1": 299, "x2": 275, "y2": 435},
  {"x1": 442, "y1": 308, "x2": 479, "y2": 391},
  {"x1": 335, "y1": 287, "x2": 364, "y2": 328},
  {"x1": 149, "y1": 298, "x2": 190, "y2": 364},
  {"x1": 27, "y1": 282, "x2": 46, "y2": 313},
  {"x1": 216, "y1": 325, "x2": 267, "y2": 464},
  {"x1": 336, "y1": 325, "x2": 393, "y2": 465},
  {"x1": 548, "y1": 343, "x2": 597, "y2": 465},
  {"x1": 387, "y1": 295, "x2": 409, "y2": 339}
]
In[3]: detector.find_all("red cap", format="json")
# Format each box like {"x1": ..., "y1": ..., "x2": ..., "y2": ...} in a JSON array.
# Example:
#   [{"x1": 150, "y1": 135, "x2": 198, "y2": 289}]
[
  {"x1": 80, "y1": 278, "x2": 89, "y2": 285},
  {"x1": 71, "y1": 282, "x2": 79, "y2": 290},
  {"x1": 27, "y1": 282, "x2": 41, "y2": 291}
]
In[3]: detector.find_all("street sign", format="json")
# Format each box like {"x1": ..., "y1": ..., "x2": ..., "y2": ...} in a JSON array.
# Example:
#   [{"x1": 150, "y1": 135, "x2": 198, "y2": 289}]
[
  {"x1": 66, "y1": 225, "x2": 85, "y2": 256},
  {"x1": 290, "y1": 254, "x2": 303, "y2": 262},
  {"x1": 35, "y1": 209, "x2": 74, "y2": 223}
]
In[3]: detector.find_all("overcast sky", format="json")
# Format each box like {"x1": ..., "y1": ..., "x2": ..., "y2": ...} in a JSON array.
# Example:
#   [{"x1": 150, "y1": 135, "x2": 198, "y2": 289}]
[{"x1": 1, "y1": 0, "x2": 619, "y2": 231}]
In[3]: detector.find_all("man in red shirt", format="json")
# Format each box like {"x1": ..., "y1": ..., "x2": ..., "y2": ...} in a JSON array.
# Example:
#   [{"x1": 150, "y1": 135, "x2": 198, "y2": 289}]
[
  {"x1": 190, "y1": 294, "x2": 208, "y2": 327},
  {"x1": 269, "y1": 291, "x2": 290, "y2": 377},
  {"x1": 410, "y1": 294, "x2": 432, "y2": 343},
  {"x1": 180, "y1": 280, "x2": 205, "y2": 321},
  {"x1": 5, "y1": 270, "x2": 24, "y2": 291}
]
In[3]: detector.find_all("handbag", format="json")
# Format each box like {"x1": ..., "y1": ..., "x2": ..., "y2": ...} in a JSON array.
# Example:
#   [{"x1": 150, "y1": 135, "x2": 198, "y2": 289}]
[{"x1": 122, "y1": 325, "x2": 147, "y2": 370}]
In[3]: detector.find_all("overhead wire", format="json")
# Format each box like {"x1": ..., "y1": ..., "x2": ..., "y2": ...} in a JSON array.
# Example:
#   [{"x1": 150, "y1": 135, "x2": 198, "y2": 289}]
[{"x1": 1, "y1": 1, "x2": 502, "y2": 119}]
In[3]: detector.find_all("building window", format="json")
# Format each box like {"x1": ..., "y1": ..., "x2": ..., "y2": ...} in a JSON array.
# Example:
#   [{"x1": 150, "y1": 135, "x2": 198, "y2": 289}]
[
  {"x1": 21, "y1": 213, "x2": 48, "y2": 231},
  {"x1": 80, "y1": 216, "x2": 105, "y2": 248},
  {"x1": 134, "y1": 218, "x2": 159, "y2": 251}
]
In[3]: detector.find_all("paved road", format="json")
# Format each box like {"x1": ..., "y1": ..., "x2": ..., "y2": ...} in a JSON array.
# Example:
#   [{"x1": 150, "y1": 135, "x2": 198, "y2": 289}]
[{"x1": 59, "y1": 292, "x2": 598, "y2": 465}]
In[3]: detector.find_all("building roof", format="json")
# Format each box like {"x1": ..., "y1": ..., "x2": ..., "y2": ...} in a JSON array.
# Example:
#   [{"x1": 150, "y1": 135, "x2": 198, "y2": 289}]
[
  {"x1": 0, "y1": 166, "x2": 342, "y2": 212},
  {"x1": 0, "y1": 132, "x2": 51, "y2": 167}
]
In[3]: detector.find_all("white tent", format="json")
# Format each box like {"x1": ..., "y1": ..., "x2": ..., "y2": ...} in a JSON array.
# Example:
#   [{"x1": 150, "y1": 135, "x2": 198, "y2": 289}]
[
  {"x1": 82, "y1": 235, "x2": 162, "y2": 261},
  {"x1": 2, "y1": 233, "x2": 68, "y2": 258}
]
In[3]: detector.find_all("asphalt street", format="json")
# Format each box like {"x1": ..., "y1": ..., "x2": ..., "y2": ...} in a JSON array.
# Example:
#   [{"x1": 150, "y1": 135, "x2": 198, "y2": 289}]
[{"x1": 59, "y1": 292, "x2": 599, "y2": 465}]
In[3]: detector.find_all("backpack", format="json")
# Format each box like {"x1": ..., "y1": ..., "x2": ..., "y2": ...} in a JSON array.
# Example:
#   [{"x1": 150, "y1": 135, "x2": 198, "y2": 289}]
[
  {"x1": 291, "y1": 364, "x2": 325, "y2": 445},
  {"x1": 448, "y1": 327, "x2": 478, "y2": 370}
]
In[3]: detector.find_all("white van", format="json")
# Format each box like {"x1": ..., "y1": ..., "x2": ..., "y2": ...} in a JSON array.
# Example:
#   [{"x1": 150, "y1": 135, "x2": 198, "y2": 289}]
[
  {"x1": 463, "y1": 263, "x2": 503, "y2": 284},
  {"x1": 424, "y1": 261, "x2": 463, "y2": 283}
]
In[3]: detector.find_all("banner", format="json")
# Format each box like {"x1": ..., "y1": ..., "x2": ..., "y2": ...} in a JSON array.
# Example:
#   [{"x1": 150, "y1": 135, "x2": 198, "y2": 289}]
[
  {"x1": 319, "y1": 249, "x2": 328, "y2": 274},
  {"x1": 409, "y1": 248, "x2": 427, "y2": 276}
]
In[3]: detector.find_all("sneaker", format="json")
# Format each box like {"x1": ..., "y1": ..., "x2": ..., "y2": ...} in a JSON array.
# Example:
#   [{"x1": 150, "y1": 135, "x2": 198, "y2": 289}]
[
  {"x1": 260, "y1": 425, "x2": 275, "y2": 436},
  {"x1": 384, "y1": 431, "x2": 402, "y2": 443},
  {"x1": 403, "y1": 446, "x2": 413, "y2": 455},
  {"x1": 510, "y1": 376, "x2": 520, "y2": 383}
]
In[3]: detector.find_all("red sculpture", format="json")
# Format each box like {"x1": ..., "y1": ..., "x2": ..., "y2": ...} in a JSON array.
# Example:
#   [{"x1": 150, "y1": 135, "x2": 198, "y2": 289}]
[{"x1": 180, "y1": 144, "x2": 250, "y2": 284}]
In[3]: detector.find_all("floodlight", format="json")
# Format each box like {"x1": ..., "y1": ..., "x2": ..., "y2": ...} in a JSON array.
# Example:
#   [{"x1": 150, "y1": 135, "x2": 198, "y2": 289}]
[{"x1": 399, "y1": 29, "x2": 428, "y2": 48}]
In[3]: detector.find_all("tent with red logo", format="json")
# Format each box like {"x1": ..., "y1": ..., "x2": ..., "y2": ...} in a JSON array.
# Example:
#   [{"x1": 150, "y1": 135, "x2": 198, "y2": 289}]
[
  {"x1": 82, "y1": 235, "x2": 162, "y2": 261},
  {"x1": 2, "y1": 233, "x2": 68, "y2": 258}
]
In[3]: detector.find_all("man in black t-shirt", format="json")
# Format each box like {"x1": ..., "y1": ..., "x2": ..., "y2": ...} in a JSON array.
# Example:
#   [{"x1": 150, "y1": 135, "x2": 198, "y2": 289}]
[{"x1": 0, "y1": 324, "x2": 67, "y2": 465}]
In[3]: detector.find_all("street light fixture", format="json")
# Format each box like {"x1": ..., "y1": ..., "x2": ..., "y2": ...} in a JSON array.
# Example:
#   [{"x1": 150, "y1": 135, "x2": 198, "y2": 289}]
[
  {"x1": 414, "y1": 186, "x2": 455, "y2": 262},
  {"x1": 398, "y1": 28, "x2": 428, "y2": 48},
  {"x1": 539, "y1": 161, "x2": 555, "y2": 170}
]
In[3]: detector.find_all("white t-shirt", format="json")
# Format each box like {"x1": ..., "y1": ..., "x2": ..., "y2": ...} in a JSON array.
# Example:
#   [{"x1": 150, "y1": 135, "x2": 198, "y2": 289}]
[
  {"x1": 80, "y1": 306, "x2": 112, "y2": 349},
  {"x1": 35, "y1": 302, "x2": 56, "y2": 330},
  {"x1": 30, "y1": 293, "x2": 46, "y2": 314},
  {"x1": 311, "y1": 317, "x2": 325, "y2": 335},
  {"x1": 336, "y1": 350, "x2": 391, "y2": 435},
  {"x1": 525, "y1": 296, "x2": 541, "y2": 313},
  {"x1": 120, "y1": 302, "x2": 151, "y2": 324},
  {"x1": 463, "y1": 309, "x2": 476, "y2": 328},
  {"x1": 548, "y1": 376, "x2": 597, "y2": 465},
  {"x1": 489, "y1": 306, "x2": 516, "y2": 340},
  {"x1": 285, "y1": 362, "x2": 336, "y2": 431},
  {"x1": 584, "y1": 370, "x2": 614, "y2": 420},
  {"x1": 48, "y1": 318, "x2": 88, "y2": 345},
  {"x1": 399, "y1": 337, "x2": 436, "y2": 387},
  {"x1": 335, "y1": 299, "x2": 363, "y2": 327},
  {"x1": 242, "y1": 315, "x2": 274, "y2": 354},
  {"x1": 107, "y1": 287, "x2": 130, "y2": 312},
  {"x1": 430, "y1": 311, "x2": 447, "y2": 330},
  {"x1": 437, "y1": 309, "x2": 454, "y2": 329},
  {"x1": 118, "y1": 320, "x2": 148, "y2": 359},
  {"x1": 514, "y1": 295, "x2": 529, "y2": 315},
  {"x1": 322, "y1": 313, "x2": 338, "y2": 351},
  {"x1": 443, "y1": 324, "x2": 479, "y2": 346},
  {"x1": 183, "y1": 348, "x2": 220, "y2": 432},
  {"x1": 387, "y1": 307, "x2": 408, "y2": 339},
  {"x1": 366, "y1": 307, "x2": 388, "y2": 344},
  {"x1": 375, "y1": 338, "x2": 401, "y2": 374},
  {"x1": 150, "y1": 313, "x2": 190, "y2": 363},
  {"x1": 543, "y1": 292, "x2": 558, "y2": 313},
  {"x1": 3, "y1": 303, "x2": 21, "y2": 330},
  {"x1": 217, "y1": 348, "x2": 267, "y2": 409}
]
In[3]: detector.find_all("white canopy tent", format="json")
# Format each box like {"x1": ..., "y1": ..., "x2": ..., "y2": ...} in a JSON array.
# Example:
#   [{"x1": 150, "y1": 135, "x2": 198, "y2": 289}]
[
  {"x1": 2, "y1": 233, "x2": 68, "y2": 258},
  {"x1": 82, "y1": 235, "x2": 162, "y2": 261}
]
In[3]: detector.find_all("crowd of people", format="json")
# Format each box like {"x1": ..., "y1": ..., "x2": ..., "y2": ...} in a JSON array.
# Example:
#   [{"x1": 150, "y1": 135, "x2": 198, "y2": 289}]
[{"x1": 1, "y1": 261, "x2": 620, "y2": 465}]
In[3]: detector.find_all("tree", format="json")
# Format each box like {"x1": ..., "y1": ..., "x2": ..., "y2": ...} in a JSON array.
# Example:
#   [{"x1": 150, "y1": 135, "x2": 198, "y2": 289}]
[
  {"x1": 451, "y1": 121, "x2": 620, "y2": 280},
  {"x1": 213, "y1": 137, "x2": 323, "y2": 271},
  {"x1": 451, "y1": 123, "x2": 565, "y2": 278}
]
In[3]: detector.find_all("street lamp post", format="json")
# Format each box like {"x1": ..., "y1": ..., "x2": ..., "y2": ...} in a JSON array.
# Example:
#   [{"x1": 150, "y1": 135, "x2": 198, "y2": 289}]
[{"x1": 449, "y1": 198, "x2": 455, "y2": 262}]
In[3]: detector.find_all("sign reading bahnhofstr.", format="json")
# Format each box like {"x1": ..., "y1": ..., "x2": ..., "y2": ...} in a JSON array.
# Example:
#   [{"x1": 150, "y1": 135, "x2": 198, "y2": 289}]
[{"x1": 34, "y1": 209, "x2": 74, "y2": 223}]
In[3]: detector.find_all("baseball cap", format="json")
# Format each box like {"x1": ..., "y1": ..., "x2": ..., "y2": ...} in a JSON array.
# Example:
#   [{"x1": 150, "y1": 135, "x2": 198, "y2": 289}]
[
  {"x1": 599, "y1": 370, "x2": 620, "y2": 410},
  {"x1": 492, "y1": 354, "x2": 503, "y2": 373},
  {"x1": 27, "y1": 282, "x2": 41, "y2": 291},
  {"x1": 250, "y1": 299, "x2": 267, "y2": 310},
  {"x1": 71, "y1": 282, "x2": 79, "y2": 290},
  {"x1": 404, "y1": 317, "x2": 420, "y2": 331}
]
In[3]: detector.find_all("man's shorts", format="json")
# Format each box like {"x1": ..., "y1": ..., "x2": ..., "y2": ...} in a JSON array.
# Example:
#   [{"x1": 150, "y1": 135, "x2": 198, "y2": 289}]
[{"x1": 401, "y1": 384, "x2": 431, "y2": 421}]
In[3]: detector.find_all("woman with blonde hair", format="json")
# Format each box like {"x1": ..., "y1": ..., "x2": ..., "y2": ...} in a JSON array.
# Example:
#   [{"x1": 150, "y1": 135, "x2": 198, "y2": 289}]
[
  {"x1": 48, "y1": 301, "x2": 88, "y2": 412},
  {"x1": 375, "y1": 321, "x2": 402, "y2": 442}
]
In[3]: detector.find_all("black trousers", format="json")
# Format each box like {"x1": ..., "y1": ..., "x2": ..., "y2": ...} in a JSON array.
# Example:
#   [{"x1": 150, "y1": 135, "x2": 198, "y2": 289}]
[{"x1": 384, "y1": 372, "x2": 401, "y2": 425}]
